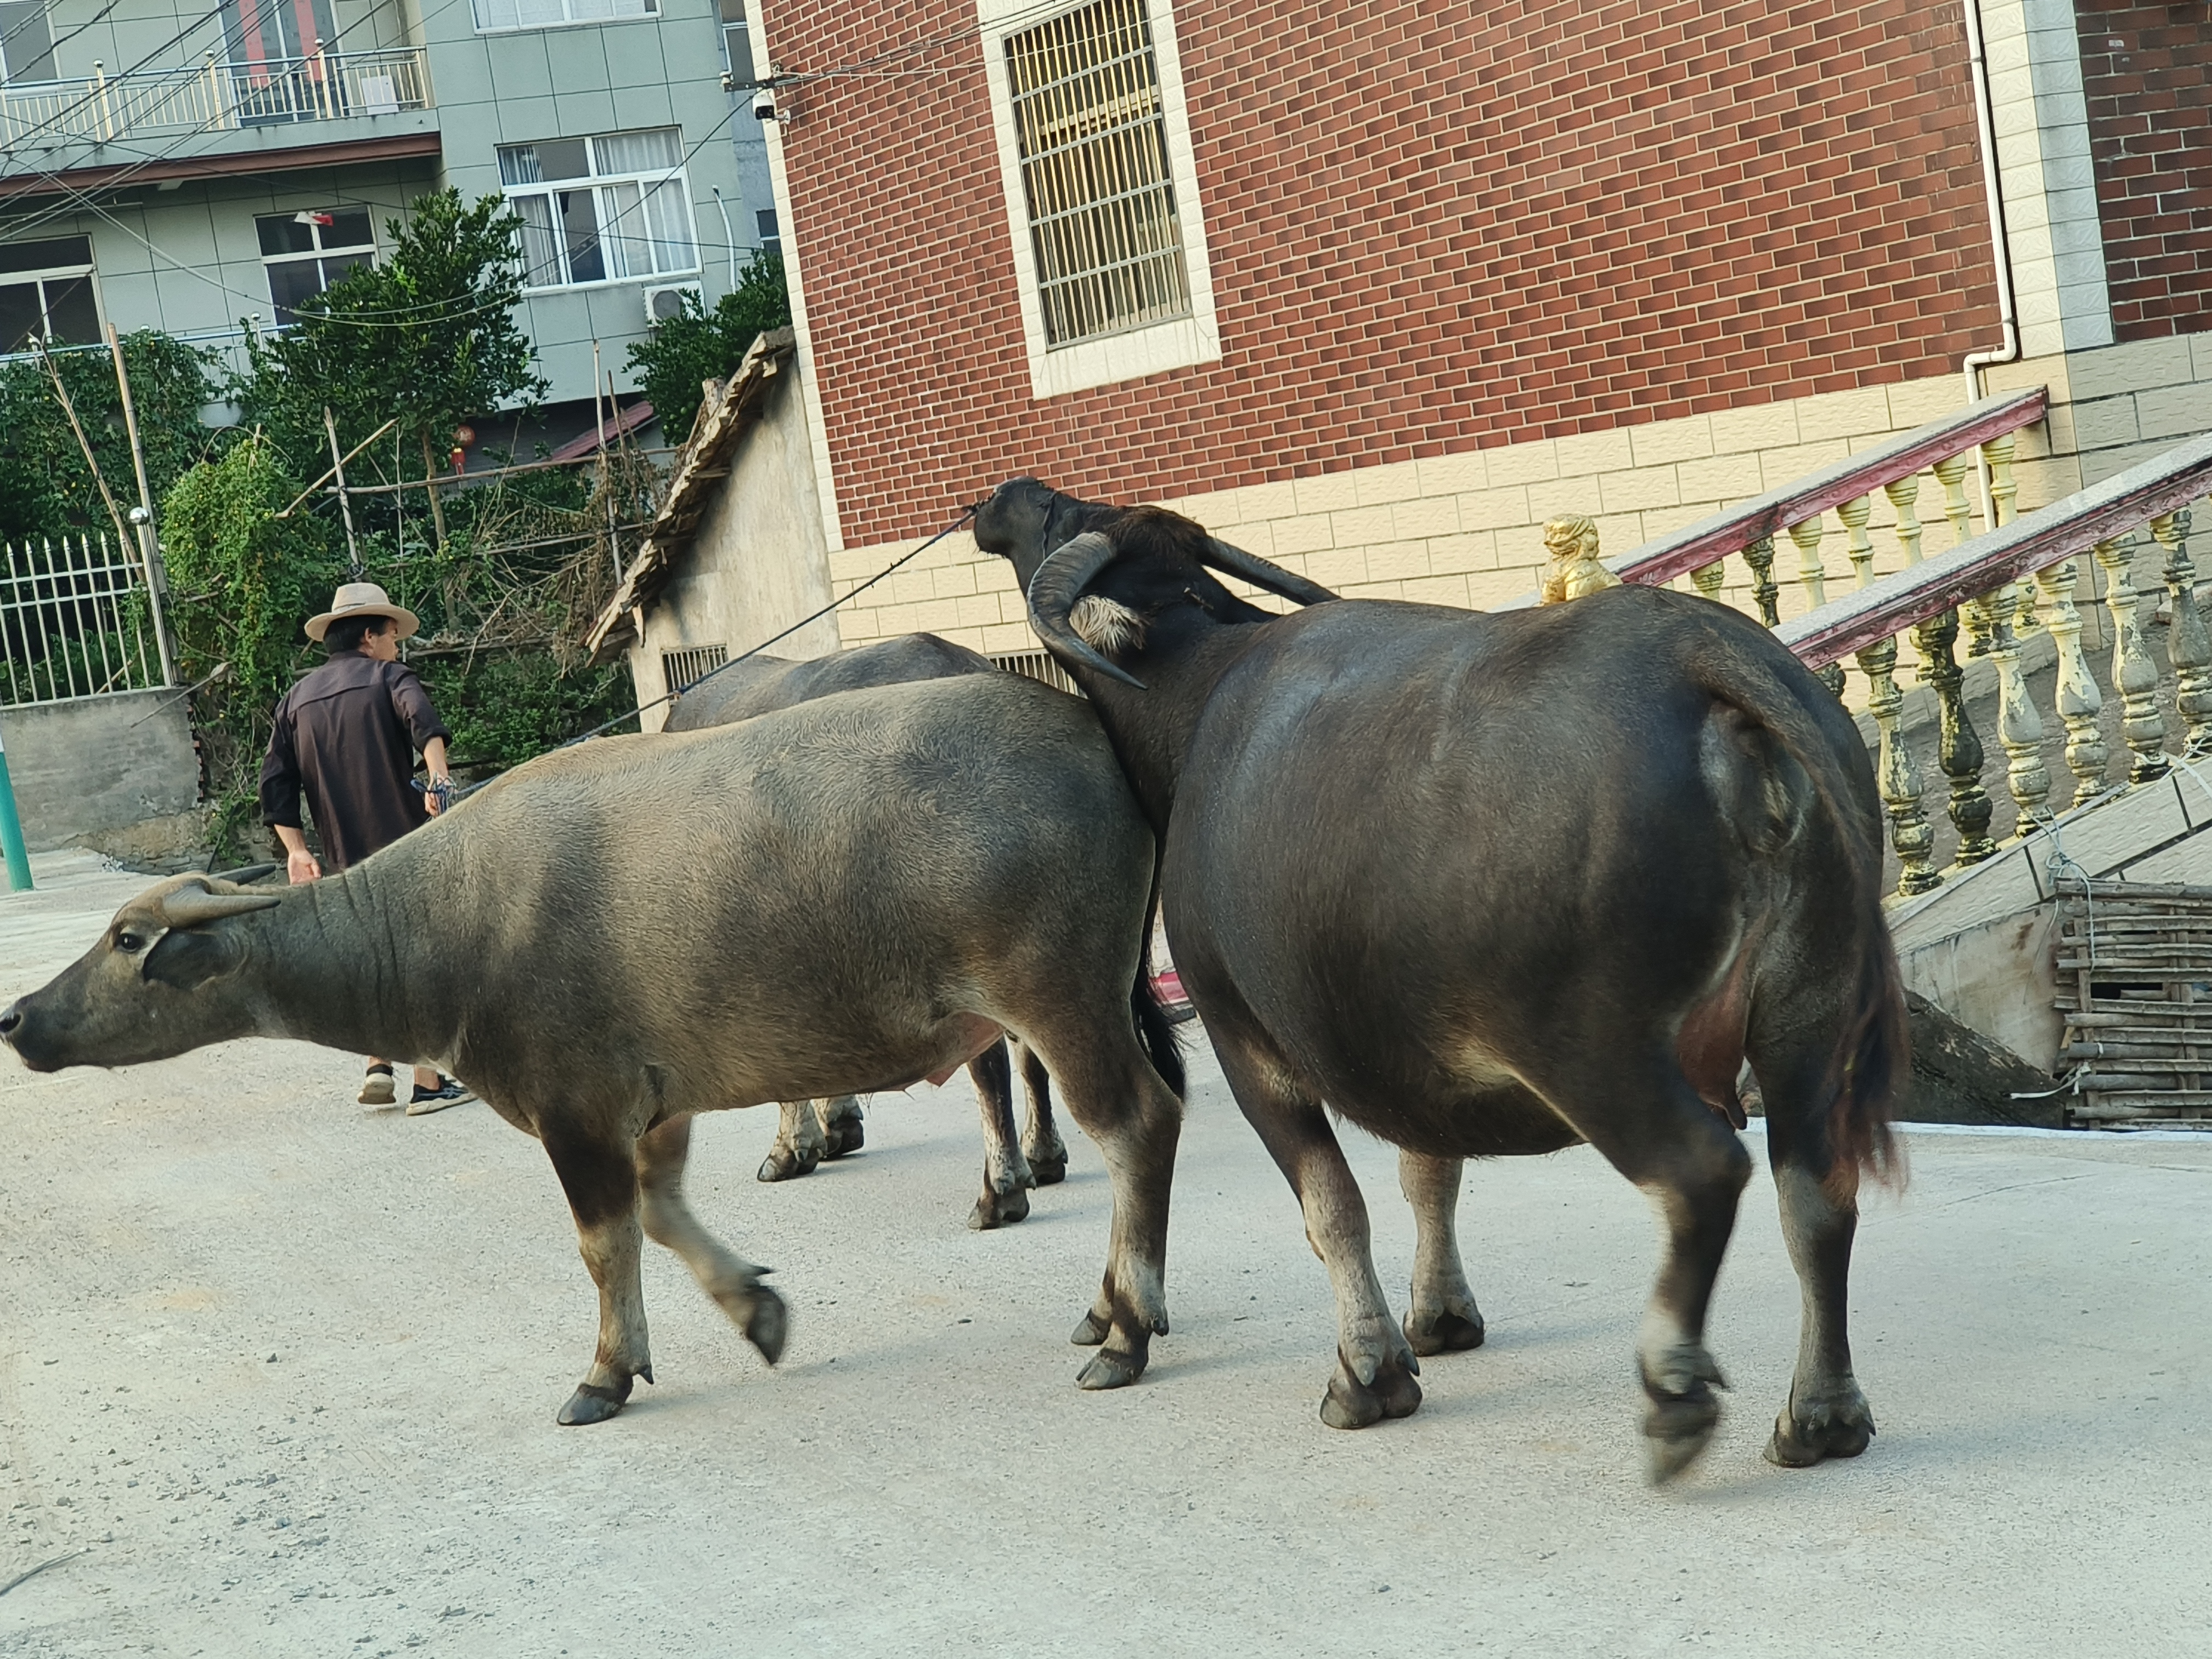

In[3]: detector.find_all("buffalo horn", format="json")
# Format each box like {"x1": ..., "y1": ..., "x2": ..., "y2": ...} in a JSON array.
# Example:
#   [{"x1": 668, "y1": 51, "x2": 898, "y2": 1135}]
[
  {"x1": 1202, "y1": 538, "x2": 1337, "y2": 607},
  {"x1": 160, "y1": 885, "x2": 283, "y2": 929},
  {"x1": 207, "y1": 861, "x2": 279, "y2": 885},
  {"x1": 1026, "y1": 532, "x2": 1147, "y2": 690}
]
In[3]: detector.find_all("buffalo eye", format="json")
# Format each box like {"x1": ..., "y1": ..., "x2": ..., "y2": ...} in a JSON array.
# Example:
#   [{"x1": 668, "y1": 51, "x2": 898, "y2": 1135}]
[{"x1": 115, "y1": 930, "x2": 146, "y2": 955}]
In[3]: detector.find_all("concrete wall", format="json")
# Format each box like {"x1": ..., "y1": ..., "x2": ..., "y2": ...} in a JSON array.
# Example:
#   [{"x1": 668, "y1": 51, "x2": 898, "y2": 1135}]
[
  {"x1": 0, "y1": 690, "x2": 199, "y2": 852},
  {"x1": 629, "y1": 361, "x2": 837, "y2": 730}
]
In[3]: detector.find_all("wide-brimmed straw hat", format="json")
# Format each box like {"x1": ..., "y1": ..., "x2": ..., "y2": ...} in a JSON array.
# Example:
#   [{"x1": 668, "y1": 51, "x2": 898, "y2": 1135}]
[{"x1": 304, "y1": 581, "x2": 419, "y2": 643}]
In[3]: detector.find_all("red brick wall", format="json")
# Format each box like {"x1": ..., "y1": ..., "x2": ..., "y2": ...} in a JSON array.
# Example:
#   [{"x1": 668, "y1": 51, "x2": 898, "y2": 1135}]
[
  {"x1": 761, "y1": 0, "x2": 1999, "y2": 546},
  {"x1": 2076, "y1": 4, "x2": 2212, "y2": 341}
]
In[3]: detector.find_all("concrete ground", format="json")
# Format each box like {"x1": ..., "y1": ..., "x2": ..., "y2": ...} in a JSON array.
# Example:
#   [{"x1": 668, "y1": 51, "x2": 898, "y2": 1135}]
[{"x1": 3, "y1": 851, "x2": 2210, "y2": 1657}]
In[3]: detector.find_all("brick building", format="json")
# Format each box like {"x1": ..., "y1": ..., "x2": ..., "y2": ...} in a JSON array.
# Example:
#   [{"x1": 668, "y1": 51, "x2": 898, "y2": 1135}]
[{"x1": 729, "y1": 0, "x2": 2212, "y2": 659}]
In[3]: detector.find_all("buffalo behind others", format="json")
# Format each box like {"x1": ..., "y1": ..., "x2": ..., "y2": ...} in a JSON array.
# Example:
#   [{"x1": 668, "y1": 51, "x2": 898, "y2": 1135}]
[{"x1": 2, "y1": 674, "x2": 1184, "y2": 1424}]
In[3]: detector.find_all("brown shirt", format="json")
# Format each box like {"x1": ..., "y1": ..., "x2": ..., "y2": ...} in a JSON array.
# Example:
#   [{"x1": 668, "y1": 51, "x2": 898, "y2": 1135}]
[{"x1": 259, "y1": 653, "x2": 452, "y2": 871}]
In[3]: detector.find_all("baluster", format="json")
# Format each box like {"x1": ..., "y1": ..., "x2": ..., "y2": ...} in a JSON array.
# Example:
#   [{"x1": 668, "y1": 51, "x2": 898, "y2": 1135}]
[
  {"x1": 1839, "y1": 496, "x2": 1938, "y2": 892},
  {"x1": 1742, "y1": 534, "x2": 1781, "y2": 627},
  {"x1": 1961, "y1": 584, "x2": 2052, "y2": 833},
  {"x1": 1933, "y1": 452, "x2": 1976, "y2": 550},
  {"x1": 1979, "y1": 435, "x2": 2039, "y2": 639},
  {"x1": 1689, "y1": 561, "x2": 1725, "y2": 607},
  {"x1": 1884, "y1": 475, "x2": 1925, "y2": 567},
  {"x1": 2035, "y1": 557, "x2": 2106, "y2": 807},
  {"x1": 1787, "y1": 515, "x2": 1846, "y2": 696},
  {"x1": 2152, "y1": 507, "x2": 2212, "y2": 755},
  {"x1": 2092, "y1": 535, "x2": 2169, "y2": 782}
]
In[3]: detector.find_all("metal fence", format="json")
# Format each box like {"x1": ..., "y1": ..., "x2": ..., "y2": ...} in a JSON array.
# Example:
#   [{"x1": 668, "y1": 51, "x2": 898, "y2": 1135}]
[
  {"x1": 1, "y1": 535, "x2": 162, "y2": 707},
  {"x1": 0, "y1": 48, "x2": 432, "y2": 148}
]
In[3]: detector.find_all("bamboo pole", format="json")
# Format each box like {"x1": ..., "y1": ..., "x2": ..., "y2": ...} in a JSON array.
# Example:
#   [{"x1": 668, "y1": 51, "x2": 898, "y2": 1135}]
[
  {"x1": 324, "y1": 406, "x2": 362, "y2": 578},
  {"x1": 105, "y1": 325, "x2": 178, "y2": 685},
  {"x1": 37, "y1": 344, "x2": 131, "y2": 552}
]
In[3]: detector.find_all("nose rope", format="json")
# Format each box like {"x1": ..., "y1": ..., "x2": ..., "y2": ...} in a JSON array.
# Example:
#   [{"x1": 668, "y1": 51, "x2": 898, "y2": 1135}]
[{"x1": 433, "y1": 503, "x2": 981, "y2": 802}]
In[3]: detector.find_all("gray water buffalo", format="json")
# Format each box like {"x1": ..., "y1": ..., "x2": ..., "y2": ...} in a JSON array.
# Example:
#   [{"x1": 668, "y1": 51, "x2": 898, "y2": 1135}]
[
  {"x1": 2, "y1": 673, "x2": 1186, "y2": 1424},
  {"x1": 665, "y1": 631, "x2": 1070, "y2": 1226},
  {"x1": 974, "y1": 478, "x2": 1906, "y2": 1481}
]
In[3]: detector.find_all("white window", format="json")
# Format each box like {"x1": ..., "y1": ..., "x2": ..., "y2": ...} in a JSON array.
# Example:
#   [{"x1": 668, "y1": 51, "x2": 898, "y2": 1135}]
[
  {"x1": 718, "y1": 0, "x2": 754, "y2": 83},
  {"x1": 0, "y1": 235, "x2": 99, "y2": 353},
  {"x1": 498, "y1": 128, "x2": 700, "y2": 291},
  {"x1": 979, "y1": 0, "x2": 1218, "y2": 399},
  {"x1": 0, "y1": 1, "x2": 57, "y2": 82},
  {"x1": 256, "y1": 207, "x2": 376, "y2": 325},
  {"x1": 471, "y1": 0, "x2": 656, "y2": 32}
]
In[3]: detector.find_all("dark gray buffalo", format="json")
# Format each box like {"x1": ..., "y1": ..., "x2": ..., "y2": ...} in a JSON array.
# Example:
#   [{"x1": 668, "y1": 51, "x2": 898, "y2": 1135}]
[
  {"x1": 665, "y1": 631, "x2": 1070, "y2": 1226},
  {"x1": 2, "y1": 674, "x2": 1184, "y2": 1424},
  {"x1": 973, "y1": 478, "x2": 1906, "y2": 1481}
]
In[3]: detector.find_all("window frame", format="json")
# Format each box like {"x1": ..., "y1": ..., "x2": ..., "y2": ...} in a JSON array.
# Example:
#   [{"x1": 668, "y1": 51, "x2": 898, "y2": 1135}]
[
  {"x1": 0, "y1": 237, "x2": 101, "y2": 353},
  {"x1": 255, "y1": 207, "x2": 379, "y2": 326},
  {"x1": 469, "y1": 0, "x2": 658, "y2": 36},
  {"x1": 977, "y1": 0, "x2": 1220, "y2": 400},
  {"x1": 498, "y1": 129, "x2": 703, "y2": 295}
]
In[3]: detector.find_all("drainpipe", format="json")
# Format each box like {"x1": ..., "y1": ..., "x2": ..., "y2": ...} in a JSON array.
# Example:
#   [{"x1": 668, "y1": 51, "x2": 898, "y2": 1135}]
[
  {"x1": 1961, "y1": 0, "x2": 2021, "y2": 523},
  {"x1": 712, "y1": 185, "x2": 740, "y2": 289}
]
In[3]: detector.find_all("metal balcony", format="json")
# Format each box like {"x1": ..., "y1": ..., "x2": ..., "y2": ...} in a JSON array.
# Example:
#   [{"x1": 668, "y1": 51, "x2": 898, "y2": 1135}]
[{"x1": 0, "y1": 47, "x2": 433, "y2": 152}]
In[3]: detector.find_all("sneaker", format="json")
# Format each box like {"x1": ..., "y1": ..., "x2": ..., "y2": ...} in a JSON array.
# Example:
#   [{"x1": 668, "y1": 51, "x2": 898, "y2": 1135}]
[
  {"x1": 405, "y1": 1077, "x2": 477, "y2": 1116},
  {"x1": 357, "y1": 1065, "x2": 397, "y2": 1107}
]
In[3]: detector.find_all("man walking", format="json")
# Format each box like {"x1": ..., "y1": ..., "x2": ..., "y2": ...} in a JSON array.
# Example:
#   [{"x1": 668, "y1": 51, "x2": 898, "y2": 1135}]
[{"x1": 259, "y1": 582, "x2": 473, "y2": 1116}]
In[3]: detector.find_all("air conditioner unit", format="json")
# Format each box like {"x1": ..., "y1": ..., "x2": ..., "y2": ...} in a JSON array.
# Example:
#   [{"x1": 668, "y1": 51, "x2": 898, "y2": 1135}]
[{"x1": 643, "y1": 281, "x2": 702, "y2": 326}]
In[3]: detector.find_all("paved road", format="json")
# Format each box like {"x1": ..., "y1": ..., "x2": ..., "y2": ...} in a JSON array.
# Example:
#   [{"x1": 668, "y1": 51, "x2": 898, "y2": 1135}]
[{"x1": 3, "y1": 854, "x2": 2210, "y2": 1656}]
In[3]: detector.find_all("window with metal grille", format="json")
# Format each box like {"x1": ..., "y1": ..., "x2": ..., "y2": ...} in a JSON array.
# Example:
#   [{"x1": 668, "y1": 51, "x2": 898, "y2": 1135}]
[
  {"x1": 990, "y1": 650, "x2": 1081, "y2": 697},
  {"x1": 1004, "y1": 0, "x2": 1191, "y2": 349},
  {"x1": 662, "y1": 642, "x2": 727, "y2": 694}
]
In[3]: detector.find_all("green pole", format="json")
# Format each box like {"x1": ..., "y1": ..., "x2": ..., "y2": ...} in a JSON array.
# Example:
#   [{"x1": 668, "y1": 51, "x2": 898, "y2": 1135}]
[{"x1": 0, "y1": 718, "x2": 32, "y2": 893}]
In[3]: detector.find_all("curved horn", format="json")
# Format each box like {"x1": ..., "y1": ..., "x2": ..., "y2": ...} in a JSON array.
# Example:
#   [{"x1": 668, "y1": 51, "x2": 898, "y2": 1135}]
[
  {"x1": 207, "y1": 862, "x2": 279, "y2": 885},
  {"x1": 1203, "y1": 538, "x2": 1338, "y2": 607},
  {"x1": 160, "y1": 886, "x2": 283, "y2": 929},
  {"x1": 1026, "y1": 532, "x2": 1147, "y2": 690}
]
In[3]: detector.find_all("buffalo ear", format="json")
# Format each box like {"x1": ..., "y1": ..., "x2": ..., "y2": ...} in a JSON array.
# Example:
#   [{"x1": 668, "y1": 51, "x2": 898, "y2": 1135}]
[{"x1": 142, "y1": 927, "x2": 239, "y2": 992}]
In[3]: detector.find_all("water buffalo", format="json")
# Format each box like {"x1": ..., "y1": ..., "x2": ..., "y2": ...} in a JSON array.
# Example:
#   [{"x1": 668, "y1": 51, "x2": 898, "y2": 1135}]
[
  {"x1": 3, "y1": 673, "x2": 1186, "y2": 1424},
  {"x1": 665, "y1": 631, "x2": 1070, "y2": 1226},
  {"x1": 973, "y1": 478, "x2": 1906, "y2": 1481}
]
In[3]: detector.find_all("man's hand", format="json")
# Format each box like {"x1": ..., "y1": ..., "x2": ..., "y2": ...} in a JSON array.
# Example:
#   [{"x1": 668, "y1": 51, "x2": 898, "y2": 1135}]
[
  {"x1": 274, "y1": 825, "x2": 321, "y2": 885},
  {"x1": 424, "y1": 776, "x2": 451, "y2": 817}
]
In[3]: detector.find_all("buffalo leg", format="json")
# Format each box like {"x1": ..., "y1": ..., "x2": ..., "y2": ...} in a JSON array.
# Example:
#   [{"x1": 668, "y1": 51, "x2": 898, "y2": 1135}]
[
  {"x1": 1533, "y1": 1055, "x2": 1752, "y2": 1481},
  {"x1": 1757, "y1": 1050, "x2": 1876, "y2": 1468},
  {"x1": 967, "y1": 1040, "x2": 1033, "y2": 1231},
  {"x1": 820, "y1": 1094, "x2": 866, "y2": 1159},
  {"x1": 543, "y1": 1128, "x2": 653, "y2": 1426},
  {"x1": 1398, "y1": 1151, "x2": 1485, "y2": 1355},
  {"x1": 1025, "y1": 1017, "x2": 1181, "y2": 1390},
  {"x1": 637, "y1": 1115, "x2": 788, "y2": 1370},
  {"x1": 758, "y1": 1098, "x2": 828, "y2": 1182},
  {"x1": 1212, "y1": 1027, "x2": 1420, "y2": 1429},
  {"x1": 1014, "y1": 1039, "x2": 1068, "y2": 1185}
]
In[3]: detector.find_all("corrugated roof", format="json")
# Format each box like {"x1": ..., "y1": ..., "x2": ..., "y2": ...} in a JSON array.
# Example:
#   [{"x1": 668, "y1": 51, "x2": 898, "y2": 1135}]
[{"x1": 583, "y1": 328, "x2": 797, "y2": 664}]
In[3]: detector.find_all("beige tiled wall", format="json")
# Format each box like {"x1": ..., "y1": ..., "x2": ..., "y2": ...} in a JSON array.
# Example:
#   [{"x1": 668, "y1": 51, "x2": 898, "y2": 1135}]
[{"x1": 830, "y1": 344, "x2": 2212, "y2": 657}]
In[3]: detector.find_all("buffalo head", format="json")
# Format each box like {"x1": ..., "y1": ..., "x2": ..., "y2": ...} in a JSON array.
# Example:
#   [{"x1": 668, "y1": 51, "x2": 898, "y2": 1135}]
[
  {"x1": 973, "y1": 478, "x2": 1336, "y2": 689},
  {"x1": 0, "y1": 873, "x2": 282, "y2": 1072}
]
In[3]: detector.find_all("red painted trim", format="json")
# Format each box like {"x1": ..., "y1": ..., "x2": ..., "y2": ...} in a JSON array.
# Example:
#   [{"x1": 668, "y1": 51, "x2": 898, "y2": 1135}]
[{"x1": 0, "y1": 130, "x2": 442, "y2": 201}]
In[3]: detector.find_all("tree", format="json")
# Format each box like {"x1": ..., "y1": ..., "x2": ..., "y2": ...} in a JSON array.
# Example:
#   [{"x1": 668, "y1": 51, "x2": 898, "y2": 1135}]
[
  {"x1": 0, "y1": 332, "x2": 218, "y2": 548},
  {"x1": 235, "y1": 189, "x2": 548, "y2": 520},
  {"x1": 625, "y1": 250, "x2": 792, "y2": 441}
]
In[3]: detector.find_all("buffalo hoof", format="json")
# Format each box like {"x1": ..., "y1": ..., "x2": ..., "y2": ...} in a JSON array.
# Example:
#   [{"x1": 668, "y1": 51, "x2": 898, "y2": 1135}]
[
  {"x1": 1070, "y1": 1308, "x2": 1111, "y2": 1346},
  {"x1": 1320, "y1": 1346, "x2": 1423, "y2": 1431},
  {"x1": 743, "y1": 1283, "x2": 789, "y2": 1366},
  {"x1": 1640, "y1": 1347, "x2": 1729, "y2": 1483},
  {"x1": 1765, "y1": 1385, "x2": 1875, "y2": 1468},
  {"x1": 1076, "y1": 1341, "x2": 1148, "y2": 1390},
  {"x1": 822, "y1": 1116, "x2": 865, "y2": 1160},
  {"x1": 968, "y1": 1183, "x2": 1031, "y2": 1231},
  {"x1": 1403, "y1": 1306, "x2": 1485, "y2": 1356},
  {"x1": 1025, "y1": 1150, "x2": 1067, "y2": 1187},
  {"x1": 555, "y1": 1376, "x2": 633, "y2": 1426},
  {"x1": 757, "y1": 1144, "x2": 821, "y2": 1183}
]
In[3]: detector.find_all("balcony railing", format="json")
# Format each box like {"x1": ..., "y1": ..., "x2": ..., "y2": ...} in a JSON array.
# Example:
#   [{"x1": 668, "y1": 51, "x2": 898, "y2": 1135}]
[
  {"x1": 1, "y1": 534, "x2": 162, "y2": 707},
  {"x1": 0, "y1": 47, "x2": 431, "y2": 151}
]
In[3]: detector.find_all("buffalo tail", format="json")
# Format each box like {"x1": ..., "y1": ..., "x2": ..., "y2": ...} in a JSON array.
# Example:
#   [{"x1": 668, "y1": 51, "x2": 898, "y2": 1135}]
[{"x1": 1685, "y1": 627, "x2": 1906, "y2": 1191}]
